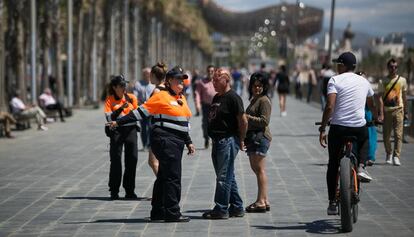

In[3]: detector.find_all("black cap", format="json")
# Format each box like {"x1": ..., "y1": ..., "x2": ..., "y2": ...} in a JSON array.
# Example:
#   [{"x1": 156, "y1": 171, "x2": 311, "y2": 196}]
[
  {"x1": 110, "y1": 74, "x2": 129, "y2": 86},
  {"x1": 166, "y1": 66, "x2": 188, "y2": 80},
  {"x1": 332, "y1": 52, "x2": 356, "y2": 67}
]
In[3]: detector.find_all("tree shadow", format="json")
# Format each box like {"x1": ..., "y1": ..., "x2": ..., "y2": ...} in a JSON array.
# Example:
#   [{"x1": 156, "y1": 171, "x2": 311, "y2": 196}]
[
  {"x1": 56, "y1": 196, "x2": 152, "y2": 201},
  {"x1": 252, "y1": 219, "x2": 341, "y2": 234}
]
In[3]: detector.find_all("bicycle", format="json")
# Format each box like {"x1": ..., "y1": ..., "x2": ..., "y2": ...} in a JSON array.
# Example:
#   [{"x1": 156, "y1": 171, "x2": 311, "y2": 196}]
[{"x1": 316, "y1": 122, "x2": 360, "y2": 232}]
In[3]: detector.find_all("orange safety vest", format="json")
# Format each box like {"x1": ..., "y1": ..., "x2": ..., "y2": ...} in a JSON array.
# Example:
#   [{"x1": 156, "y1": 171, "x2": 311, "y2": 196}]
[
  {"x1": 132, "y1": 90, "x2": 192, "y2": 133},
  {"x1": 104, "y1": 93, "x2": 138, "y2": 126}
]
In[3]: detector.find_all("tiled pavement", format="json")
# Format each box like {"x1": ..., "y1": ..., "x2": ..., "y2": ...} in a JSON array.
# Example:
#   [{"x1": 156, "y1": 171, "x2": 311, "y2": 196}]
[{"x1": 0, "y1": 95, "x2": 413, "y2": 237}]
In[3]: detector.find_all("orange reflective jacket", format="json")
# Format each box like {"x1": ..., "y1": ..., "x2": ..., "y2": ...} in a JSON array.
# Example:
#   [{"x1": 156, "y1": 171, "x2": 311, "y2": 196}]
[{"x1": 104, "y1": 93, "x2": 138, "y2": 123}]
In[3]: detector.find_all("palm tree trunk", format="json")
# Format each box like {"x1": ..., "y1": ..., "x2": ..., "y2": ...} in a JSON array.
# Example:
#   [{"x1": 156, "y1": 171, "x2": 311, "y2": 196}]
[
  {"x1": 51, "y1": 0, "x2": 64, "y2": 101},
  {"x1": 0, "y1": 0, "x2": 6, "y2": 110},
  {"x1": 74, "y1": 0, "x2": 83, "y2": 106},
  {"x1": 40, "y1": 0, "x2": 51, "y2": 92}
]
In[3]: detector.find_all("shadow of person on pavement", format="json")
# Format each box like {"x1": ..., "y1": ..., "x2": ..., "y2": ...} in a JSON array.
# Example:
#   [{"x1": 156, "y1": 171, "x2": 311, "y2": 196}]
[
  {"x1": 252, "y1": 219, "x2": 341, "y2": 234},
  {"x1": 56, "y1": 196, "x2": 152, "y2": 201}
]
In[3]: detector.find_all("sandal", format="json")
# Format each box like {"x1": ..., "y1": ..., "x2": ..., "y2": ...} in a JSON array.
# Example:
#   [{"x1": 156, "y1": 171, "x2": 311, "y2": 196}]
[
  {"x1": 266, "y1": 204, "x2": 270, "y2": 211},
  {"x1": 245, "y1": 203, "x2": 267, "y2": 213}
]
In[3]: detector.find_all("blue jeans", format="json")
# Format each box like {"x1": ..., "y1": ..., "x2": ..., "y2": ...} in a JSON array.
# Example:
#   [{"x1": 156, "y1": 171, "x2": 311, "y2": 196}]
[{"x1": 211, "y1": 136, "x2": 243, "y2": 213}]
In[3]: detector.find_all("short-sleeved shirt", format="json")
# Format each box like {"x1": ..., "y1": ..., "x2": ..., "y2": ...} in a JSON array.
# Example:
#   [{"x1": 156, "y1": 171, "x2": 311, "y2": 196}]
[
  {"x1": 208, "y1": 90, "x2": 244, "y2": 138},
  {"x1": 378, "y1": 75, "x2": 407, "y2": 111},
  {"x1": 10, "y1": 97, "x2": 26, "y2": 113},
  {"x1": 39, "y1": 93, "x2": 56, "y2": 106},
  {"x1": 327, "y1": 72, "x2": 374, "y2": 127}
]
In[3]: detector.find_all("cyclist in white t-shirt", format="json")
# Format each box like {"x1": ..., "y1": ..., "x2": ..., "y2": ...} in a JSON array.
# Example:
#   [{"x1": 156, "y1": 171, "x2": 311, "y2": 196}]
[{"x1": 318, "y1": 52, "x2": 379, "y2": 215}]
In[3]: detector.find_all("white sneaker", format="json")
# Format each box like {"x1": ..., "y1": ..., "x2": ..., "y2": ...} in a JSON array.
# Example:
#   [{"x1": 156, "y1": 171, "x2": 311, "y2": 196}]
[
  {"x1": 281, "y1": 111, "x2": 287, "y2": 117},
  {"x1": 357, "y1": 166, "x2": 372, "y2": 182},
  {"x1": 385, "y1": 155, "x2": 393, "y2": 165},
  {"x1": 38, "y1": 125, "x2": 48, "y2": 131},
  {"x1": 393, "y1": 157, "x2": 401, "y2": 166}
]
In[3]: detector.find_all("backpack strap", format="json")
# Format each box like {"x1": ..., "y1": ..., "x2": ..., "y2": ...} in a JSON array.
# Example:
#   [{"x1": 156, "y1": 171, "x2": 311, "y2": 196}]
[{"x1": 383, "y1": 75, "x2": 400, "y2": 101}]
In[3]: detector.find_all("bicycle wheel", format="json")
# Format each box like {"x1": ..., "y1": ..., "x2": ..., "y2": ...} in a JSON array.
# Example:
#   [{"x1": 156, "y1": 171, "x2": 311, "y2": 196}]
[
  {"x1": 352, "y1": 177, "x2": 359, "y2": 223},
  {"x1": 340, "y1": 157, "x2": 353, "y2": 232}
]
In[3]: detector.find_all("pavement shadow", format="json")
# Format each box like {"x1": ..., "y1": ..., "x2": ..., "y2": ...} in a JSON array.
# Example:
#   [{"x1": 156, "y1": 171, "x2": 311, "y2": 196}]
[
  {"x1": 184, "y1": 209, "x2": 211, "y2": 213},
  {"x1": 56, "y1": 196, "x2": 152, "y2": 201},
  {"x1": 65, "y1": 218, "x2": 149, "y2": 224},
  {"x1": 252, "y1": 219, "x2": 341, "y2": 234}
]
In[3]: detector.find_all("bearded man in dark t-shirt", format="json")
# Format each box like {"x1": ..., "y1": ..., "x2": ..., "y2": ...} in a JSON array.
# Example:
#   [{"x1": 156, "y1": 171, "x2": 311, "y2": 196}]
[{"x1": 202, "y1": 68, "x2": 248, "y2": 220}]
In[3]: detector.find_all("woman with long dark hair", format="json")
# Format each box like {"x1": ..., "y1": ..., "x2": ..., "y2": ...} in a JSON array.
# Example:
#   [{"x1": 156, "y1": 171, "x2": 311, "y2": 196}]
[{"x1": 244, "y1": 72, "x2": 272, "y2": 213}]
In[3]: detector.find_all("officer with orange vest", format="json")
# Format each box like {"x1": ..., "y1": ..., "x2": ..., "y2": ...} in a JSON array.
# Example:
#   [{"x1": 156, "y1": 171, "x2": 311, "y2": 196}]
[
  {"x1": 108, "y1": 66, "x2": 195, "y2": 222},
  {"x1": 104, "y1": 75, "x2": 139, "y2": 200}
]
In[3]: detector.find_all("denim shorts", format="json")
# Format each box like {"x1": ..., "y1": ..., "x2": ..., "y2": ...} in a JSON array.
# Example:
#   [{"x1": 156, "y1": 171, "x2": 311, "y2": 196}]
[{"x1": 246, "y1": 137, "x2": 270, "y2": 157}]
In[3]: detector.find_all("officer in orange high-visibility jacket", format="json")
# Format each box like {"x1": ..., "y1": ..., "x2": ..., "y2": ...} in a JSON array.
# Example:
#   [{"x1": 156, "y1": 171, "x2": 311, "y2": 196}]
[
  {"x1": 108, "y1": 66, "x2": 195, "y2": 223},
  {"x1": 104, "y1": 75, "x2": 139, "y2": 200}
]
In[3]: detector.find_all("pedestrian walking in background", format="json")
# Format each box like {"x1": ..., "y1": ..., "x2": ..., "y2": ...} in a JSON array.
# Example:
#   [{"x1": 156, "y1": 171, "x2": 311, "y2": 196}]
[
  {"x1": 294, "y1": 68, "x2": 302, "y2": 100},
  {"x1": 195, "y1": 65, "x2": 216, "y2": 148},
  {"x1": 147, "y1": 62, "x2": 168, "y2": 176},
  {"x1": 319, "y1": 63, "x2": 336, "y2": 111},
  {"x1": 244, "y1": 72, "x2": 272, "y2": 213},
  {"x1": 109, "y1": 66, "x2": 195, "y2": 223},
  {"x1": 378, "y1": 58, "x2": 408, "y2": 166},
  {"x1": 275, "y1": 65, "x2": 290, "y2": 117},
  {"x1": 134, "y1": 68, "x2": 155, "y2": 151},
  {"x1": 231, "y1": 66, "x2": 243, "y2": 96},
  {"x1": 202, "y1": 68, "x2": 248, "y2": 219},
  {"x1": 306, "y1": 67, "x2": 317, "y2": 103},
  {"x1": 104, "y1": 75, "x2": 139, "y2": 200}
]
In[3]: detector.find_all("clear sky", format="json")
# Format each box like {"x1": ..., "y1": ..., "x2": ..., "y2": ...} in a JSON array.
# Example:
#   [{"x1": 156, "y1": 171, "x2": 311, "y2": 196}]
[{"x1": 214, "y1": 0, "x2": 414, "y2": 36}]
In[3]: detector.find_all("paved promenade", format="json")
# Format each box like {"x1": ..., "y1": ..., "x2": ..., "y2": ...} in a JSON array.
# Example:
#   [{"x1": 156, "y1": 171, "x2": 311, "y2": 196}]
[{"x1": 0, "y1": 95, "x2": 413, "y2": 237}]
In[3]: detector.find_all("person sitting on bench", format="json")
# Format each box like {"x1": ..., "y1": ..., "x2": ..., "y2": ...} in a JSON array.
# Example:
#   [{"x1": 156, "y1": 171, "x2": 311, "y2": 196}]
[
  {"x1": 39, "y1": 88, "x2": 65, "y2": 122},
  {"x1": 10, "y1": 90, "x2": 48, "y2": 131}
]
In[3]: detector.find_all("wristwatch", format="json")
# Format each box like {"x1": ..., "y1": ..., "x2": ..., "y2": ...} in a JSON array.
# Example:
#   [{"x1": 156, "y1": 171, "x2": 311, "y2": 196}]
[{"x1": 318, "y1": 126, "x2": 326, "y2": 133}]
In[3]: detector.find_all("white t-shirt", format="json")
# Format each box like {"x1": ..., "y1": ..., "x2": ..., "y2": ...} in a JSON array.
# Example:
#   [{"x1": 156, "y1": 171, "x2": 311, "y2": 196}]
[
  {"x1": 10, "y1": 97, "x2": 26, "y2": 113},
  {"x1": 327, "y1": 72, "x2": 374, "y2": 127},
  {"x1": 39, "y1": 93, "x2": 56, "y2": 106}
]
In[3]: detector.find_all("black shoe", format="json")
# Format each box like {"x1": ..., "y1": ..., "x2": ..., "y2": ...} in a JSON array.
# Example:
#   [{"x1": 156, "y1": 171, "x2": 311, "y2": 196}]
[
  {"x1": 204, "y1": 139, "x2": 209, "y2": 149},
  {"x1": 229, "y1": 209, "x2": 245, "y2": 217},
  {"x1": 165, "y1": 215, "x2": 190, "y2": 223},
  {"x1": 202, "y1": 210, "x2": 229, "y2": 219},
  {"x1": 149, "y1": 216, "x2": 165, "y2": 223},
  {"x1": 125, "y1": 193, "x2": 138, "y2": 199},
  {"x1": 110, "y1": 193, "x2": 119, "y2": 200}
]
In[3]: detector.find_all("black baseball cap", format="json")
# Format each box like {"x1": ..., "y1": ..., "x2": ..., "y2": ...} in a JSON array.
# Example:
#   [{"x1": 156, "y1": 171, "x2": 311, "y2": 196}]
[
  {"x1": 332, "y1": 52, "x2": 356, "y2": 67},
  {"x1": 110, "y1": 74, "x2": 129, "y2": 86},
  {"x1": 166, "y1": 66, "x2": 188, "y2": 80}
]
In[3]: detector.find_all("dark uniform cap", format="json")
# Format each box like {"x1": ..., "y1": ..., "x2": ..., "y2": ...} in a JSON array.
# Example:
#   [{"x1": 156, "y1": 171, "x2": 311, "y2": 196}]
[
  {"x1": 110, "y1": 74, "x2": 129, "y2": 86},
  {"x1": 166, "y1": 66, "x2": 188, "y2": 80},
  {"x1": 332, "y1": 52, "x2": 356, "y2": 67}
]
